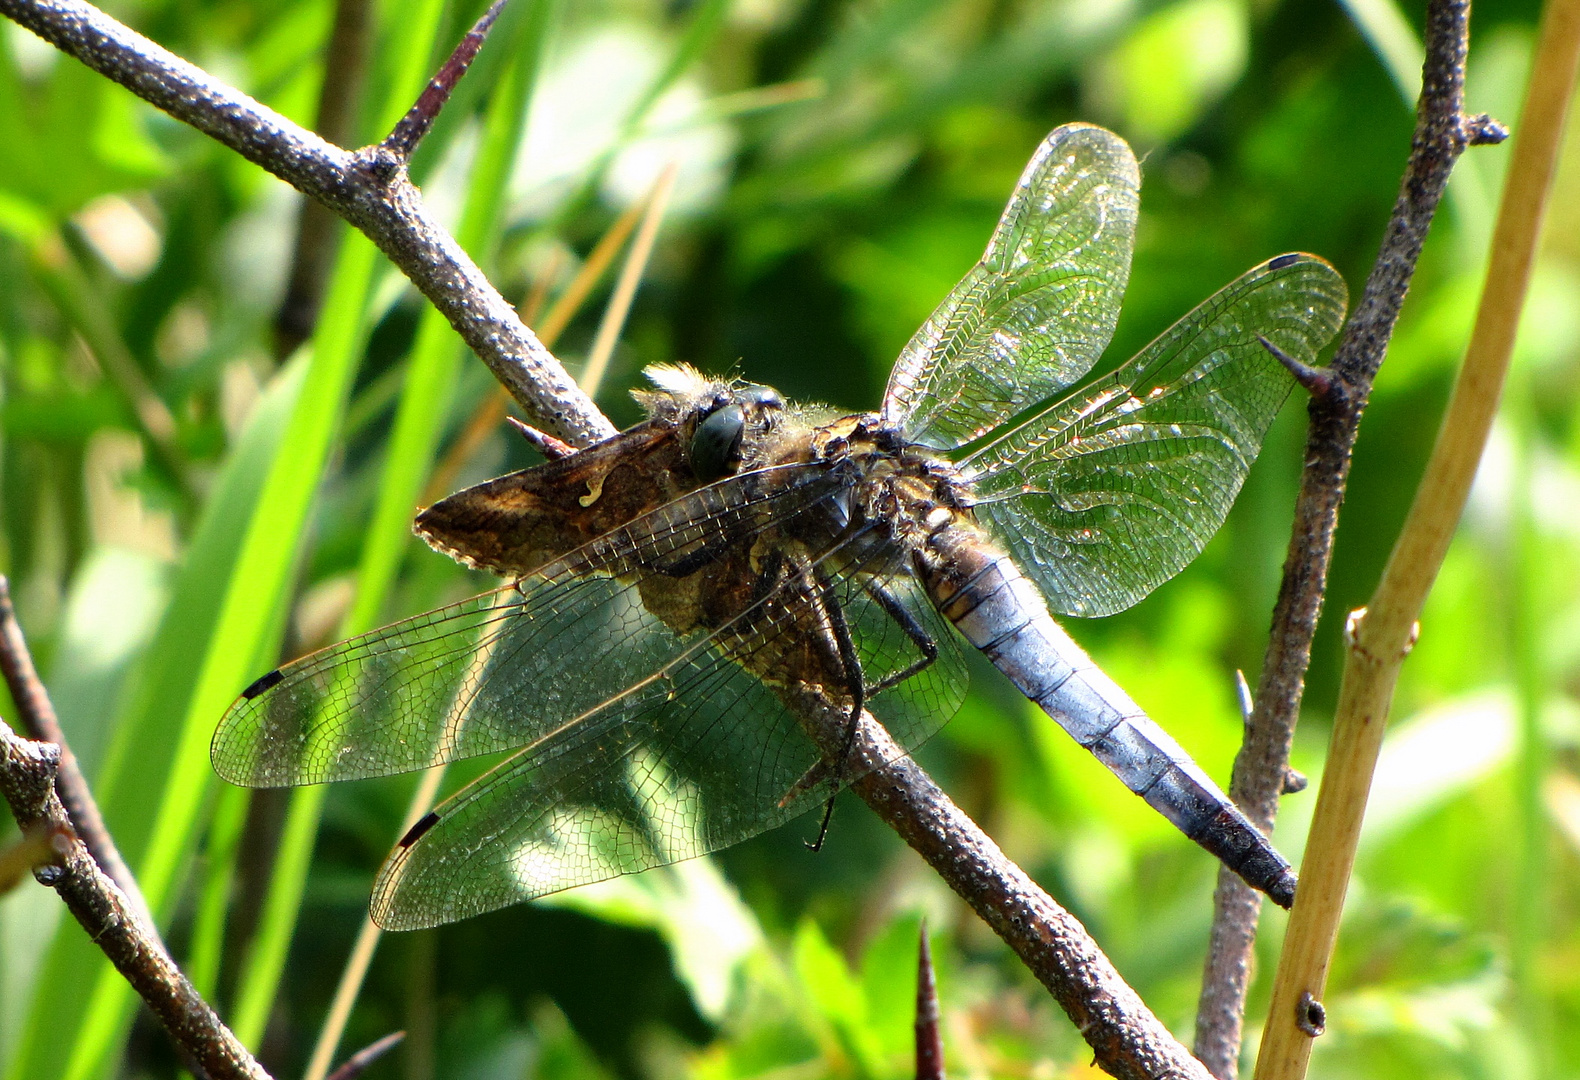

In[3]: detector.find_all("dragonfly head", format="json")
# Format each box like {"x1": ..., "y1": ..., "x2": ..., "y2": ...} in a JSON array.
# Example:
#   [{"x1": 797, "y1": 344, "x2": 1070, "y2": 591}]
[
  {"x1": 690, "y1": 383, "x2": 784, "y2": 483},
  {"x1": 633, "y1": 365, "x2": 788, "y2": 483}
]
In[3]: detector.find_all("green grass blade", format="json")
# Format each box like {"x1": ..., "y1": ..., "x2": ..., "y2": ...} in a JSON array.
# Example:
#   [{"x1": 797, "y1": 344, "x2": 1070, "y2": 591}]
[
  {"x1": 190, "y1": 0, "x2": 453, "y2": 1050},
  {"x1": 60, "y1": 228, "x2": 381, "y2": 1080},
  {"x1": 186, "y1": 783, "x2": 251, "y2": 1001},
  {"x1": 228, "y1": 785, "x2": 327, "y2": 1047},
  {"x1": 2, "y1": 343, "x2": 308, "y2": 1080},
  {"x1": 623, "y1": 0, "x2": 730, "y2": 142},
  {"x1": 550, "y1": 0, "x2": 732, "y2": 227},
  {"x1": 1509, "y1": 372, "x2": 1552, "y2": 1066},
  {"x1": 1334, "y1": 0, "x2": 1493, "y2": 248},
  {"x1": 226, "y1": 0, "x2": 559, "y2": 1051},
  {"x1": 1333, "y1": 0, "x2": 1422, "y2": 102}
]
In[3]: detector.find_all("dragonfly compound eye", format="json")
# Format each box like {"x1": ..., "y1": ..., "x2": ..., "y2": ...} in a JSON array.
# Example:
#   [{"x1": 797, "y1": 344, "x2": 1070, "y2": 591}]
[
  {"x1": 738, "y1": 384, "x2": 783, "y2": 410},
  {"x1": 691, "y1": 403, "x2": 746, "y2": 483}
]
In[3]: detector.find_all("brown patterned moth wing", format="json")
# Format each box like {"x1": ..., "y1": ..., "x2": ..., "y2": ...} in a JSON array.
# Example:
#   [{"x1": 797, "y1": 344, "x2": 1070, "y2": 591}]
[{"x1": 416, "y1": 420, "x2": 694, "y2": 577}]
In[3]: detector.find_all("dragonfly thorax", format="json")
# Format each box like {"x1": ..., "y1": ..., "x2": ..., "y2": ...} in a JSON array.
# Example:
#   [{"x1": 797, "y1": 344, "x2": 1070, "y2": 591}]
[{"x1": 801, "y1": 412, "x2": 982, "y2": 561}]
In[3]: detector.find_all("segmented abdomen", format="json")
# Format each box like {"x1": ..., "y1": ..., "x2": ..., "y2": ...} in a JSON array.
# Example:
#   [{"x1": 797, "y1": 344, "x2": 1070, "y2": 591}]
[{"x1": 923, "y1": 530, "x2": 1296, "y2": 908}]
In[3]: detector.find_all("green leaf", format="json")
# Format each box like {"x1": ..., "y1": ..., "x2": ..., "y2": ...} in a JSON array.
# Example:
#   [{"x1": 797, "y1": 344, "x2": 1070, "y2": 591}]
[
  {"x1": 859, "y1": 912, "x2": 928, "y2": 1063},
  {"x1": 792, "y1": 918, "x2": 883, "y2": 1076},
  {"x1": 541, "y1": 856, "x2": 763, "y2": 1023}
]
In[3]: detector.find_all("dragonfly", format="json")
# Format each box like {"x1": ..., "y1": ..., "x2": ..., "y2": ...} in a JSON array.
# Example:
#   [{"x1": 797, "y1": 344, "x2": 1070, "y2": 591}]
[{"x1": 213, "y1": 123, "x2": 1347, "y2": 931}]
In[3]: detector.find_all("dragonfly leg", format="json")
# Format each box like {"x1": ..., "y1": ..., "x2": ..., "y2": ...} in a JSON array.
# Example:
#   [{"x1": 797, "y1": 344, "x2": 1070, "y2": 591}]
[
  {"x1": 863, "y1": 580, "x2": 939, "y2": 696},
  {"x1": 652, "y1": 537, "x2": 731, "y2": 578},
  {"x1": 802, "y1": 567, "x2": 866, "y2": 853},
  {"x1": 789, "y1": 577, "x2": 937, "y2": 846}
]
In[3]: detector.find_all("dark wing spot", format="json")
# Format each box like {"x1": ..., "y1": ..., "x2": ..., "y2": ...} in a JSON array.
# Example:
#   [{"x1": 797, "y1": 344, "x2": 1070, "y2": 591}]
[
  {"x1": 241, "y1": 669, "x2": 285, "y2": 699},
  {"x1": 1268, "y1": 253, "x2": 1299, "y2": 270},
  {"x1": 399, "y1": 811, "x2": 441, "y2": 848}
]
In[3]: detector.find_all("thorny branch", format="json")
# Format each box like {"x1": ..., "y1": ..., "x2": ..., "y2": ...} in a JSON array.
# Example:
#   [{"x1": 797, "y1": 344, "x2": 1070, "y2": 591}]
[
  {"x1": 0, "y1": 723, "x2": 270, "y2": 1080},
  {"x1": 0, "y1": 0, "x2": 614, "y2": 449},
  {"x1": 0, "y1": 577, "x2": 160, "y2": 939},
  {"x1": 1193, "y1": 0, "x2": 1506, "y2": 1074}
]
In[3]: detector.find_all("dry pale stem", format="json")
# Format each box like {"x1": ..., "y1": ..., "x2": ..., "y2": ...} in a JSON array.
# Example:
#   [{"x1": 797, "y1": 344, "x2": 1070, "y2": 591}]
[
  {"x1": 1254, "y1": 0, "x2": 1580, "y2": 1075},
  {"x1": 579, "y1": 162, "x2": 678, "y2": 400},
  {"x1": 1194, "y1": 0, "x2": 1504, "y2": 1070}
]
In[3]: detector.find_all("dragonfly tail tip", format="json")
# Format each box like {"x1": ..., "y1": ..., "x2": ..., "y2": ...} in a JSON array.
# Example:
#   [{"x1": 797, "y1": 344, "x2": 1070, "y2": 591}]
[{"x1": 1268, "y1": 870, "x2": 1297, "y2": 910}]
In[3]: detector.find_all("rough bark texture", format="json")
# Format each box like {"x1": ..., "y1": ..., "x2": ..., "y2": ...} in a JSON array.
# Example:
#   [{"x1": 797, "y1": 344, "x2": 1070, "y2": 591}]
[
  {"x1": 1193, "y1": 0, "x2": 1505, "y2": 1073},
  {"x1": 0, "y1": 727, "x2": 272, "y2": 1080}
]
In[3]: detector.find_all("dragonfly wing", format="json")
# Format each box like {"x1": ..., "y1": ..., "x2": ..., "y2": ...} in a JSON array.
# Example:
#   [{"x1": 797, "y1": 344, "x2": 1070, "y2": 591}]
[
  {"x1": 963, "y1": 253, "x2": 1348, "y2": 618},
  {"x1": 882, "y1": 124, "x2": 1139, "y2": 449},
  {"x1": 369, "y1": 560, "x2": 967, "y2": 929},
  {"x1": 415, "y1": 419, "x2": 686, "y2": 578},
  {"x1": 211, "y1": 463, "x2": 842, "y2": 787}
]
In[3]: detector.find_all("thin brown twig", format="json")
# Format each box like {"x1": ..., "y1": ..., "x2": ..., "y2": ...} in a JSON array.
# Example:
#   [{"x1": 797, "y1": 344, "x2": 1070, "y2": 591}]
[
  {"x1": 0, "y1": 722, "x2": 271, "y2": 1080},
  {"x1": 0, "y1": 576, "x2": 162, "y2": 940},
  {"x1": 1193, "y1": 0, "x2": 1506, "y2": 1073},
  {"x1": 914, "y1": 922, "x2": 944, "y2": 1080},
  {"x1": 1257, "y1": 0, "x2": 1580, "y2": 1072},
  {"x1": 325, "y1": 1030, "x2": 406, "y2": 1080}
]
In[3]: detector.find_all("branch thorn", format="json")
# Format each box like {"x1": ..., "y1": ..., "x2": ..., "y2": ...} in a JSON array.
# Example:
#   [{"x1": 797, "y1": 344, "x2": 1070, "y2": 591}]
[
  {"x1": 1234, "y1": 669, "x2": 1254, "y2": 728},
  {"x1": 1259, "y1": 335, "x2": 1334, "y2": 398},
  {"x1": 1463, "y1": 113, "x2": 1509, "y2": 146},
  {"x1": 384, "y1": 0, "x2": 510, "y2": 159},
  {"x1": 506, "y1": 416, "x2": 576, "y2": 460},
  {"x1": 915, "y1": 921, "x2": 944, "y2": 1080}
]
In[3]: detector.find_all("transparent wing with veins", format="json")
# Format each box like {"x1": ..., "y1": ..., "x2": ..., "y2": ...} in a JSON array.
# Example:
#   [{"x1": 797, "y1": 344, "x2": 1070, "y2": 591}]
[
  {"x1": 961, "y1": 253, "x2": 1349, "y2": 618},
  {"x1": 882, "y1": 123, "x2": 1140, "y2": 449},
  {"x1": 211, "y1": 465, "x2": 966, "y2": 929}
]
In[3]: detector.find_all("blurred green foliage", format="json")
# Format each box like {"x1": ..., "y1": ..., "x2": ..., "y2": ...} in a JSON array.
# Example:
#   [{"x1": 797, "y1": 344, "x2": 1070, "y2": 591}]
[{"x1": 0, "y1": 0, "x2": 1575, "y2": 1077}]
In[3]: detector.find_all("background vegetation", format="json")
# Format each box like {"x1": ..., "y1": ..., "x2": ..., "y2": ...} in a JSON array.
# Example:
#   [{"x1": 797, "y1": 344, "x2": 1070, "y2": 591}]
[{"x1": 0, "y1": 0, "x2": 1574, "y2": 1076}]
